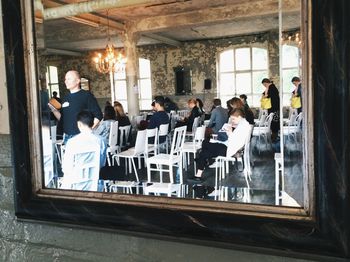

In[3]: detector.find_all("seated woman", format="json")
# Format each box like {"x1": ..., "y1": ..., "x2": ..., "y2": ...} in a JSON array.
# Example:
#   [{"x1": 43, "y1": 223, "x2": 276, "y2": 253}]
[
  {"x1": 93, "y1": 105, "x2": 116, "y2": 144},
  {"x1": 193, "y1": 108, "x2": 250, "y2": 181},
  {"x1": 176, "y1": 98, "x2": 201, "y2": 132},
  {"x1": 114, "y1": 103, "x2": 131, "y2": 144}
]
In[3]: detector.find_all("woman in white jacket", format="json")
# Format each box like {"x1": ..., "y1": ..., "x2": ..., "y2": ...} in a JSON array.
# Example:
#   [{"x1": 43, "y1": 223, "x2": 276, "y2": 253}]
[{"x1": 193, "y1": 108, "x2": 251, "y2": 181}]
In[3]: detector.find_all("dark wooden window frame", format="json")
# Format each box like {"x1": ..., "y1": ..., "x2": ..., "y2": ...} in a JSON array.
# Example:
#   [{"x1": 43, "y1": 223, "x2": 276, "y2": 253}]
[{"x1": 4, "y1": 0, "x2": 349, "y2": 259}]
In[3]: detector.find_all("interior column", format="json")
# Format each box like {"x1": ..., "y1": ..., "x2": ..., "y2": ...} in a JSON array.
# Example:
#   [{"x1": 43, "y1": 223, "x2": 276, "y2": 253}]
[{"x1": 122, "y1": 24, "x2": 140, "y2": 119}]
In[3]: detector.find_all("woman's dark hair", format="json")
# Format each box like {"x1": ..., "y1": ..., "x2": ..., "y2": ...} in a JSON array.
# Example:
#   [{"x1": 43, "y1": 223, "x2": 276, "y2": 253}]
[
  {"x1": 239, "y1": 94, "x2": 247, "y2": 101},
  {"x1": 291, "y1": 76, "x2": 301, "y2": 82},
  {"x1": 230, "y1": 108, "x2": 245, "y2": 118},
  {"x1": 230, "y1": 97, "x2": 244, "y2": 109},
  {"x1": 261, "y1": 78, "x2": 271, "y2": 84},
  {"x1": 196, "y1": 98, "x2": 204, "y2": 108},
  {"x1": 103, "y1": 105, "x2": 116, "y2": 120}
]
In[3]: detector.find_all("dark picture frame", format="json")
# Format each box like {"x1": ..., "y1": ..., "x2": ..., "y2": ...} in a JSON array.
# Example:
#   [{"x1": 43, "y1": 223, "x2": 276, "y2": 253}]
[{"x1": 4, "y1": 0, "x2": 349, "y2": 259}]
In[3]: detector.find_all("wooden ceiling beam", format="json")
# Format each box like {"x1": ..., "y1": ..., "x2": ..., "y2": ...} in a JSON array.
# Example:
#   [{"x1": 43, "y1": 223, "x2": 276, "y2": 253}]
[{"x1": 132, "y1": 0, "x2": 300, "y2": 33}]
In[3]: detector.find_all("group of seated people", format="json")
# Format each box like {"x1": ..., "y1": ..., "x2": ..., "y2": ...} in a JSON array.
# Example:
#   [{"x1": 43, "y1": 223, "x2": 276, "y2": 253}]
[{"x1": 58, "y1": 93, "x2": 254, "y2": 190}]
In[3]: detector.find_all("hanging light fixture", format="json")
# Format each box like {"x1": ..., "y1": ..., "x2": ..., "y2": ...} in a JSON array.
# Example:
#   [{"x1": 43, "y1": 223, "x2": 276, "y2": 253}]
[{"x1": 93, "y1": 10, "x2": 127, "y2": 74}]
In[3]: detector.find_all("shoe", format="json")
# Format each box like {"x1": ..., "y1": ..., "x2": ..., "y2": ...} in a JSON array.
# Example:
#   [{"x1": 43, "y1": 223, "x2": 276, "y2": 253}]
[{"x1": 187, "y1": 175, "x2": 203, "y2": 183}]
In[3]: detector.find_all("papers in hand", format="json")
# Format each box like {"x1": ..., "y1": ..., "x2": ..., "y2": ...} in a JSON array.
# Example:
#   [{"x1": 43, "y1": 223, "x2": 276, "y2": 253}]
[{"x1": 219, "y1": 123, "x2": 231, "y2": 132}]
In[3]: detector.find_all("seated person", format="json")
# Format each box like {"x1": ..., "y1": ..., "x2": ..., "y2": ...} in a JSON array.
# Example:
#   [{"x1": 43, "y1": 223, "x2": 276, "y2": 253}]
[
  {"x1": 147, "y1": 96, "x2": 170, "y2": 143},
  {"x1": 193, "y1": 108, "x2": 250, "y2": 181},
  {"x1": 208, "y1": 98, "x2": 228, "y2": 133},
  {"x1": 176, "y1": 98, "x2": 201, "y2": 132},
  {"x1": 230, "y1": 97, "x2": 255, "y2": 125},
  {"x1": 61, "y1": 110, "x2": 107, "y2": 191},
  {"x1": 93, "y1": 105, "x2": 116, "y2": 145},
  {"x1": 114, "y1": 103, "x2": 131, "y2": 144}
]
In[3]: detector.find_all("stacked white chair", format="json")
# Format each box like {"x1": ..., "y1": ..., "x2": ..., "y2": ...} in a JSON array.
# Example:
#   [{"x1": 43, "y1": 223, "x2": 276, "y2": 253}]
[
  {"x1": 252, "y1": 112, "x2": 274, "y2": 154},
  {"x1": 145, "y1": 126, "x2": 187, "y2": 197},
  {"x1": 185, "y1": 116, "x2": 200, "y2": 141},
  {"x1": 182, "y1": 125, "x2": 206, "y2": 173},
  {"x1": 106, "y1": 121, "x2": 119, "y2": 166}
]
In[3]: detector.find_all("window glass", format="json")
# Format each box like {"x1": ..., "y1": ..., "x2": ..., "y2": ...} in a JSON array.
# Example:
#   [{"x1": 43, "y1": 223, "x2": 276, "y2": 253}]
[
  {"x1": 252, "y1": 48, "x2": 268, "y2": 70},
  {"x1": 219, "y1": 50, "x2": 234, "y2": 72},
  {"x1": 235, "y1": 48, "x2": 250, "y2": 70},
  {"x1": 138, "y1": 58, "x2": 152, "y2": 110}
]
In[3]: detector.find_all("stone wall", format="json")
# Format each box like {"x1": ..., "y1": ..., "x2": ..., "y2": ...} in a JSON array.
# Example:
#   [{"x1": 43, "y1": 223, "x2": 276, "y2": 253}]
[
  {"x1": 0, "y1": 133, "x2": 313, "y2": 261},
  {"x1": 39, "y1": 31, "x2": 279, "y2": 112}
]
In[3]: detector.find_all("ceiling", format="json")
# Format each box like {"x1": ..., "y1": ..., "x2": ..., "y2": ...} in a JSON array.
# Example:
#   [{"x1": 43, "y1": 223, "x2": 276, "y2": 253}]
[{"x1": 35, "y1": 0, "x2": 301, "y2": 54}]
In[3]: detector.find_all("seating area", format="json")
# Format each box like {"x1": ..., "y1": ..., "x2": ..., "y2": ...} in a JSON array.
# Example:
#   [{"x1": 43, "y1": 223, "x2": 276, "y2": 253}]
[{"x1": 46, "y1": 106, "x2": 303, "y2": 207}]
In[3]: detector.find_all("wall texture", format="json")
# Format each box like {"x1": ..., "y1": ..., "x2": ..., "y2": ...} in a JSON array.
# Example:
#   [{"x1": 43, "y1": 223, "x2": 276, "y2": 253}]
[
  {"x1": 0, "y1": 133, "x2": 313, "y2": 261},
  {"x1": 39, "y1": 31, "x2": 279, "y2": 112}
]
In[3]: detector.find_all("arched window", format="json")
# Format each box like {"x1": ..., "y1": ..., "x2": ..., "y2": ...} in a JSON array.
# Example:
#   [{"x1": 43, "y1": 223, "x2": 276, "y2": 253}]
[{"x1": 218, "y1": 47, "x2": 268, "y2": 107}]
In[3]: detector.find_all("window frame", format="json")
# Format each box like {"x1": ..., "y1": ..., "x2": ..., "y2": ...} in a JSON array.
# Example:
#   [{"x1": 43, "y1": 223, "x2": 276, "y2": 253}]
[
  {"x1": 6, "y1": 0, "x2": 350, "y2": 258},
  {"x1": 217, "y1": 46, "x2": 269, "y2": 108}
]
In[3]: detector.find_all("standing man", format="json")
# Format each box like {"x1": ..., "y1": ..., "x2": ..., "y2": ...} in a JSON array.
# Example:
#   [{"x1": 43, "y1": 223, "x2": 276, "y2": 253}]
[{"x1": 49, "y1": 70, "x2": 103, "y2": 144}]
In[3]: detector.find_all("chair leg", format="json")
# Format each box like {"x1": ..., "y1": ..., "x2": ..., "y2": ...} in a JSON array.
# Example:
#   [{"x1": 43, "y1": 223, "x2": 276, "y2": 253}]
[
  {"x1": 169, "y1": 165, "x2": 174, "y2": 184},
  {"x1": 147, "y1": 161, "x2": 151, "y2": 182},
  {"x1": 131, "y1": 158, "x2": 139, "y2": 182}
]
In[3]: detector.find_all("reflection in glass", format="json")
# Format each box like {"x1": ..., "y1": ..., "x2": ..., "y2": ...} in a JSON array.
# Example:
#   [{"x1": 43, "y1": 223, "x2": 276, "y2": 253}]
[{"x1": 36, "y1": 0, "x2": 304, "y2": 208}]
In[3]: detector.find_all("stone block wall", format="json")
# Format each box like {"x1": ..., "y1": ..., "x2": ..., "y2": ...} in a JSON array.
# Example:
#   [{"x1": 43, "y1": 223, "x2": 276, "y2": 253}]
[{"x1": 38, "y1": 31, "x2": 280, "y2": 113}]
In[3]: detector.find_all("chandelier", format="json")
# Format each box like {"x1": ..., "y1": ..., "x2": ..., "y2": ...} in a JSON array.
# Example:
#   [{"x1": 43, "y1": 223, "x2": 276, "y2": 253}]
[{"x1": 93, "y1": 11, "x2": 127, "y2": 74}]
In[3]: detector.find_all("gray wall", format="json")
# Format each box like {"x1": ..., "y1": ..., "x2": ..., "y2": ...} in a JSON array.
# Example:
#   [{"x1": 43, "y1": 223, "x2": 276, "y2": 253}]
[{"x1": 0, "y1": 135, "x2": 314, "y2": 261}]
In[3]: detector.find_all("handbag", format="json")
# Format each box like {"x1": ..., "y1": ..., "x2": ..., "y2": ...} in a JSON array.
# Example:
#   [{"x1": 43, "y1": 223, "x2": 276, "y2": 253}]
[
  {"x1": 260, "y1": 97, "x2": 272, "y2": 109},
  {"x1": 291, "y1": 96, "x2": 301, "y2": 109}
]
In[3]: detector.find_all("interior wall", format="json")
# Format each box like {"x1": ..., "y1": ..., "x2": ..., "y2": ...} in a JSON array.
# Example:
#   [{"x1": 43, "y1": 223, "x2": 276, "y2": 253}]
[{"x1": 38, "y1": 31, "x2": 279, "y2": 112}]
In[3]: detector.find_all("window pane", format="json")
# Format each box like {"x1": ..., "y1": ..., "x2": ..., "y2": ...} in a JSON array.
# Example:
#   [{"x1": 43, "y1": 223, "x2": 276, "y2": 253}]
[
  {"x1": 119, "y1": 100, "x2": 128, "y2": 113},
  {"x1": 49, "y1": 66, "x2": 58, "y2": 83},
  {"x1": 282, "y1": 45, "x2": 299, "y2": 68},
  {"x1": 139, "y1": 58, "x2": 151, "y2": 78},
  {"x1": 219, "y1": 73, "x2": 234, "y2": 95},
  {"x1": 115, "y1": 80, "x2": 127, "y2": 100},
  {"x1": 252, "y1": 48, "x2": 268, "y2": 70},
  {"x1": 139, "y1": 79, "x2": 152, "y2": 99},
  {"x1": 235, "y1": 48, "x2": 250, "y2": 70},
  {"x1": 140, "y1": 99, "x2": 153, "y2": 110},
  {"x1": 282, "y1": 68, "x2": 299, "y2": 93},
  {"x1": 236, "y1": 73, "x2": 251, "y2": 95},
  {"x1": 115, "y1": 71, "x2": 126, "y2": 80},
  {"x1": 252, "y1": 94, "x2": 263, "y2": 108},
  {"x1": 220, "y1": 95, "x2": 233, "y2": 108},
  {"x1": 219, "y1": 50, "x2": 234, "y2": 72},
  {"x1": 282, "y1": 93, "x2": 292, "y2": 107},
  {"x1": 252, "y1": 71, "x2": 268, "y2": 94},
  {"x1": 50, "y1": 84, "x2": 60, "y2": 97}
]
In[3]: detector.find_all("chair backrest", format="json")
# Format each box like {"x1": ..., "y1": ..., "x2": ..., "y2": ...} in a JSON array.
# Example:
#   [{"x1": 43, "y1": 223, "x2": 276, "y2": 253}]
[
  {"x1": 119, "y1": 125, "x2": 131, "y2": 148},
  {"x1": 288, "y1": 108, "x2": 299, "y2": 127},
  {"x1": 194, "y1": 125, "x2": 206, "y2": 145},
  {"x1": 256, "y1": 109, "x2": 268, "y2": 127},
  {"x1": 243, "y1": 125, "x2": 254, "y2": 173},
  {"x1": 69, "y1": 144, "x2": 100, "y2": 191},
  {"x1": 265, "y1": 113, "x2": 275, "y2": 129},
  {"x1": 108, "y1": 121, "x2": 119, "y2": 152},
  {"x1": 134, "y1": 115, "x2": 144, "y2": 125},
  {"x1": 296, "y1": 112, "x2": 303, "y2": 128},
  {"x1": 169, "y1": 126, "x2": 187, "y2": 157},
  {"x1": 146, "y1": 127, "x2": 158, "y2": 150},
  {"x1": 134, "y1": 129, "x2": 147, "y2": 154},
  {"x1": 191, "y1": 116, "x2": 200, "y2": 134},
  {"x1": 158, "y1": 123, "x2": 169, "y2": 137}
]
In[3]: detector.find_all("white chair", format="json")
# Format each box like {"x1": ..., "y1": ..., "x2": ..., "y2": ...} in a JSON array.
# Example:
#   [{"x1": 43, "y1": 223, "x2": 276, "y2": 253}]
[
  {"x1": 60, "y1": 144, "x2": 100, "y2": 191},
  {"x1": 177, "y1": 109, "x2": 189, "y2": 118},
  {"x1": 117, "y1": 125, "x2": 131, "y2": 152},
  {"x1": 112, "y1": 129, "x2": 147, "y2": 182},
  {"x1": 254, "y1": 109, "x2": 268, "y2": 126},
  {"x1": 146, "y1": 125, "x2": 187, "y2": 184},
  {"x1": 145, "y1": 127, "x2": 158, "y2": 161},
  {"x1": 252, "y1": 112, "x2": 274, "y2": 154},
  {"x1": 214, "y1": 125, "x2": 253, "y2": 194},
  {"x1": 157, "y1": 123, "x2": 169, "y2": 153},
  {"x1": 182, "y1": 125, "x2": 205, "y2": 173},
  {"x1": 143, "y1": 182, "x2": 185, "y2": 198},
  {"x1": 106, "y1": 121, "x2": 119, "y2": 166},
  {"x1": 185, "y1": 116, "x2": 200, "y2": 141},
  {"x1": 283, "y1": 112, "x2": 302, "y2": 143}
]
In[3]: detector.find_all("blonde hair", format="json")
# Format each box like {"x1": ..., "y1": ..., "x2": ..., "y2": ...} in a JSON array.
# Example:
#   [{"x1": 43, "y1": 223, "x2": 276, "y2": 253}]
[{"x1": 114, "y1": 104, "x2": 126, "y2": 118}]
